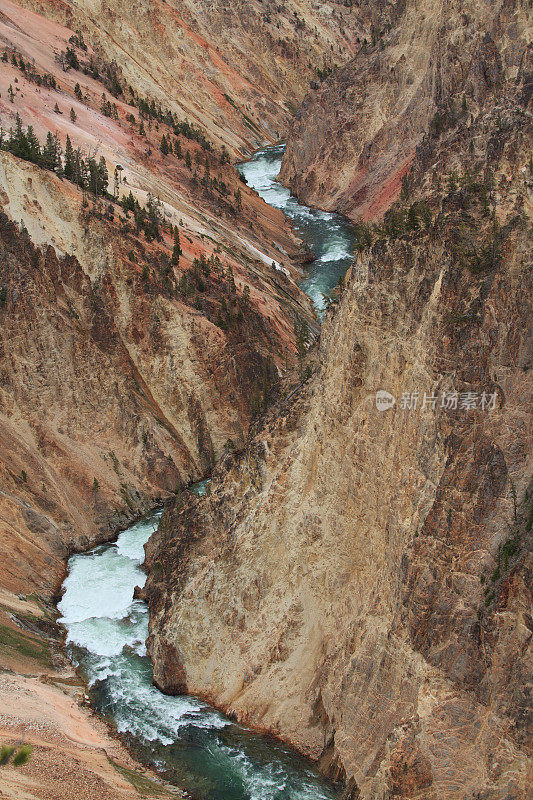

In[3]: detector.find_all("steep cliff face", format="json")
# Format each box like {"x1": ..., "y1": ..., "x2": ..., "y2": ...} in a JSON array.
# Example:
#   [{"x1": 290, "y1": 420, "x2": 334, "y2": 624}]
[
  {"x1": 0, "y1": 203, "x2": 280, "y2": 601},
  {"x1": 12, "y1": 0, "x2": 366, "y2": 153},
  {"x1": 146, "y1": 62, "x2": 532, "y2": 798},
  {"x1": 0, "y1": 0, "x2": 322, "y2": 606},
  {"x1": 0, "y1": 1, "x2": 351, "y2": 795},
  {"x1": 280, "y1": 0, "x2": 532, "y2": 220}
]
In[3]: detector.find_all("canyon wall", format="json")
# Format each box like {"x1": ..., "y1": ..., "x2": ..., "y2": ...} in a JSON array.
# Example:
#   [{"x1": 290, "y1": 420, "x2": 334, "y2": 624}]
[
  {"x1": 146, "y1": 49, "x2": 533, "y2": 799},
  {"x1": 280, "y1": 0, "x2": 532, "y2": 220},
  {"x1": 0, "y1": 0, "x2": 323, "y2": 602},
  {"x1": 12, "y1": 0, "x2": 367, "y2": 154},
  {"x1": 0, "y1": 1, "x2": 343, "y2": 796}
]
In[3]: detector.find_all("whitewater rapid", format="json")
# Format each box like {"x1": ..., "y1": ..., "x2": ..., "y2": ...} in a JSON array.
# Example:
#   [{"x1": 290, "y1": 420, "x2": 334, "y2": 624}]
[
  {"x1": 238, "y1": 144, "x2": 356, "y2": 317},
  {"x1": 59, "y1": 146, "x2": 357, "y2": 799},
  {"x1": 59, "y1": 494, "x2": 339, "y2": 800}
]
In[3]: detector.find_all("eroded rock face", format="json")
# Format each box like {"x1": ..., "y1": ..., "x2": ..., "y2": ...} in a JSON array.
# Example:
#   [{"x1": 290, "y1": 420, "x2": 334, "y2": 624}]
[
  {"x1": 146, "y1": 67, "x2": 532, "y2": 799},
  {"x1": 0, "y1": 199, "x2": 295, "y2": 599},
  {"x1": 0, "y1": 0, "x2": 326, "y2": 601},
  {"x1": 14, "y1": 0, "x2": 366, "y2": 153},
  {"x1": 280, "y1": 0, "x2": 531, "y2": 221}
]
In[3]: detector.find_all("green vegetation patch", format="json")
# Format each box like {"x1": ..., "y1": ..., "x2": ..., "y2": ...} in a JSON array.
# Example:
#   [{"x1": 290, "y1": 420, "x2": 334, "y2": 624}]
[
  {"x1": 0, "y1": 621, "x2": 52, "y2": 666},
  {"x1": 106, "y1": 756, "x2": 178, "y2": 797}
]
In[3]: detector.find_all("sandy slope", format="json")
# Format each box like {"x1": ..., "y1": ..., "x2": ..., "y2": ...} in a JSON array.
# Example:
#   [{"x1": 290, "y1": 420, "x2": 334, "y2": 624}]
[{"x1": 0, "y1": 584, "x2": 184, "y2": 799}]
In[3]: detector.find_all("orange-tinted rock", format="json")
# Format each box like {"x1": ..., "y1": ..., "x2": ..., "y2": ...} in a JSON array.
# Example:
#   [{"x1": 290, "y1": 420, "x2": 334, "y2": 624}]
[{"x1": 146, "y1": 55, "x2": 533, "y2": 800}]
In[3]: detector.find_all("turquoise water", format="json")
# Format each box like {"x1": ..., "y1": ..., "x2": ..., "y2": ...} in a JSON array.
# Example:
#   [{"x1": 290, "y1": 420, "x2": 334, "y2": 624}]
[
  {"x1": 59, "y1": 504, "x2": 339, "y2": 800},
  {"x1": 58, "y1": 145, "x2": 355, "y2": 799},
  {"x1": 237, "y1": 144, "x2": 356, "y2": 317}
]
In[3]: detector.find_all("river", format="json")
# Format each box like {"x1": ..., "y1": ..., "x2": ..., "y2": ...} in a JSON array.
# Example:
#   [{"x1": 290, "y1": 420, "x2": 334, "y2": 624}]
[
  {"x1": 237, "y1": 144, "x2": 357, "y2": 317},
  {"x1": 59, "y1": 146, "x2": 357, "y2": 799}
]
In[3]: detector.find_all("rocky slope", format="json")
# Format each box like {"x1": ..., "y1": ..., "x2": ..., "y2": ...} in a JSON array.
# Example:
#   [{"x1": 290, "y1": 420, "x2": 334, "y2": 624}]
[
  {"x1": 146, "y1": 51, "x2": 533, "y2": 800},
  {"x1": 0, "y1": 1, "x2": 346, "y2": 796},
  {"x1": 13, "y1": 0, "x2": 366, "y2": 154},
  {"x1": 280, "y1": 0, "x2": 532, "y2": 220}
]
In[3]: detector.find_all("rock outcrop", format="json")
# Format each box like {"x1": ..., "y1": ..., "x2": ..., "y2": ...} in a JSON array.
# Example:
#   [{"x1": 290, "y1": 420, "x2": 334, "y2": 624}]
[
  {"x1": 146, "y1": 53, "x2": 532, "y2": 799},
  {"x1": 280, "y1": 0, "x2": 532, "y2": 220}
]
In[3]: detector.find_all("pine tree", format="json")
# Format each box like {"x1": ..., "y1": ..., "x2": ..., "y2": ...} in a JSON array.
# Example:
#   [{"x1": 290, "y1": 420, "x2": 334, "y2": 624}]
[
  {"x1": 407, "y1": 203, "x2": 421, "y2": 231},
  {"x1": 42, "y1": 131, "x2": 55, "y2": 170},
  {"x1": 42, "y1": 132, "x2": 63, "y2": 174},
  {"x1": 171, "y1": 226, "x2": 181, "y2": 266},
  {"x1": 53, "y1": 134, "x2": 63, "y2": 176},
  {"x1": 8, "y1": 114, "x2": 26, "y2": 159},
  {"x1": 185, "y1": 150, "x2": 192, "y2": 169},
  {"x1": 121, "y1": 190, "x2": 136, "y2": 213},
  {"x1": 144, "y1": 194, "x2": 162, "y2": 240},
  {"x1": 99, "y1": 157, "x2": 108, "y2": 194},
  {"x1": 64, "y1": 135, "x2": 74, "y2": 180},
  {"x1": 226, "y1": 265, "x2": 236, "y2": 294},
  {"x1": 74, "y1": 82, "x2": 83, "y2": 100},
  {"x1": 160, "y1": 134, "x2": 169, "y2": 156},
  {"x1": 65, "y1": 46, "x2": 79, "y2": 70},
  {"x1": 174, "y1": 137, "x2": 182, "y2": 158},
  {"x1": 8, "y1": 84, "x2": 14, "y2": 103},
  {"x1": 70, "y1": 107, "x2": 77, "y2": 123},
  {"x1": 88, "y1": 156, "x2": 109, "y2": 196},
  {"x1": 78, "y1": 153, "x2": 89, "y2": 194},
  {"x1": 25, "y1": 125, "x2": 41, "y2": 164},
  {"x1": 447, "y1": 171, "x2": 458, "y2": 193}
]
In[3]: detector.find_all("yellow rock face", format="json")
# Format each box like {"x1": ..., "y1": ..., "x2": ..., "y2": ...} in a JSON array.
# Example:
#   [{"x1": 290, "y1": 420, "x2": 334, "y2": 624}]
[{"x1": 146, "y1": 57, "x2": 533, "y2": 799}]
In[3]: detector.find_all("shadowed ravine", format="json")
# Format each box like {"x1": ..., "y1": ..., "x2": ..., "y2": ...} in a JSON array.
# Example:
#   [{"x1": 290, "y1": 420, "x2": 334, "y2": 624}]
[{"x1": 59, "y1": 148, "x2": 357, "y2": 799}]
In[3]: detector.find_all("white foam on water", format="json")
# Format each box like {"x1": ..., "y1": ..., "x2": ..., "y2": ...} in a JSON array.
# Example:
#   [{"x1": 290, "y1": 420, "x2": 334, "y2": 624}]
[
  {"x1": 106, "y1": 661, "x2": 228, "y2": 745},
  {"x1": 116, "y1": 511, "x2": 162, "y2": 562},
  {"x1": 59, "y1": 142, "x2": 348, "y2": 796},
  {"x1": 318, "y1": 246, "x2": 353, "y2": 263},
  {"x1": 59, "y1": 546, "x2": 145, "y2": 624},
  {"x1": 238, "y1": 145, "x2": 355, "y2": 318},
  {"x1": 65, "y1": 614, "x2": 147, "y2": 658},
  {"x1": 60, "y1": 510, "x2": 231, "y2": 749},
  {"x1": 216, "y1": 742, "x2": 336, "y2": 800}
]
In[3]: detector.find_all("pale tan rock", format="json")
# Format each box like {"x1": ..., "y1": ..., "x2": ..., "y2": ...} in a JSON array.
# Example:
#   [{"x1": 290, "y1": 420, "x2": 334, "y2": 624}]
[
  {"x1": 147, "y1": 72, "x2": 533, "y2": 799},
  {"x1": 280, "y1": 0, "x2": 532, "y2": 221}
]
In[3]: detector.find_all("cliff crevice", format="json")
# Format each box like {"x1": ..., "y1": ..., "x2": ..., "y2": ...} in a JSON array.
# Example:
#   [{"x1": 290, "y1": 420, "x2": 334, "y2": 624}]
[{"x1": 146, "y1": 57, "x2": 532, "y2": 799}]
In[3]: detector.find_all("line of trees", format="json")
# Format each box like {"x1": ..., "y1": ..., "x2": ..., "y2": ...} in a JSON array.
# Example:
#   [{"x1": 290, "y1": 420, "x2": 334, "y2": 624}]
[
  {"x1": 1, "y1": 115, "x2": 177, "y2": 245},
  {"x1": 0, "y1": 115, "x2": 109, "y2": 196},
  {"x1": 133, "y1": 92, "x2": 213, "y2": 152},
  {"x1": 2, "y1": 50, "x2": 57, "y2": 89},
  {"x1": 120, "y1": 190, "x2": 165, "y2": 241}
]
